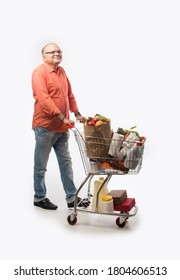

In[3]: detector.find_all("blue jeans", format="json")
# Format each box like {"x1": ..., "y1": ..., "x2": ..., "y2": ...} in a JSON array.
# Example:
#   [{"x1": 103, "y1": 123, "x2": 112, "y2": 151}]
[{"x1": 33, "y1": 126, "x2": 77, "y2": 203}]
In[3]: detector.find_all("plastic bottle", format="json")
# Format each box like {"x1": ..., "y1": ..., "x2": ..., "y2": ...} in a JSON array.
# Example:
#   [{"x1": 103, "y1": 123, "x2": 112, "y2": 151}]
[
  {"x1": 102, "y1": 195, "x2": 114, "y2": 213},
  {"x1": 116, "y1": 132, "x2": 141, "y2": 161},
  {"x1": 91, "y1": 177, "x2": 108, "y2": 212},
  {"x1": 124, "y1": 143, "x2": 144, "y2": 169},
  {"x1": 108, "y1": 132, "x2": 124, "y2": 157}
]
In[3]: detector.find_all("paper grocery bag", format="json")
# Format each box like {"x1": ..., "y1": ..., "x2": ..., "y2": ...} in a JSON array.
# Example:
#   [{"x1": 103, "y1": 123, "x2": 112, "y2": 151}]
[{"x1": 83, "y1": 122, "x2": 111, "y2": 159}]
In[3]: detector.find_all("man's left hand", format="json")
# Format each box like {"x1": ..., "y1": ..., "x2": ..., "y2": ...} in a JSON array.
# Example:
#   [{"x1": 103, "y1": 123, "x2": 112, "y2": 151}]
[{"x1": 76, "y1": 115, "x2": 86, "y2": 123}]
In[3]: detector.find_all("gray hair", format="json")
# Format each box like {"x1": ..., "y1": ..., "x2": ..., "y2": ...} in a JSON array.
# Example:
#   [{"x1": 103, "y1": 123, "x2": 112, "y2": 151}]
[{"x1": 41, "y1": 42, "x2": 59, "y2": 55}]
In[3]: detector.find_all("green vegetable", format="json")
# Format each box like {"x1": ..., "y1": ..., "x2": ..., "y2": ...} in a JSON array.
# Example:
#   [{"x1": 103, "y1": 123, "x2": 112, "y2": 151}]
[
  {"x1": 95, "y1": 113, "x2": 110, "y2": 122},
  {"x1": 117, "y1": 125, "x2": 141, "y2": 140}
]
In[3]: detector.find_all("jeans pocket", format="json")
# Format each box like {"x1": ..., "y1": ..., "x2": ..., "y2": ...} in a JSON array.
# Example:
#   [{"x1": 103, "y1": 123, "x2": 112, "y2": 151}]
[{"x1": 34, "y1": 126, "x2": 49, "y2": 136}]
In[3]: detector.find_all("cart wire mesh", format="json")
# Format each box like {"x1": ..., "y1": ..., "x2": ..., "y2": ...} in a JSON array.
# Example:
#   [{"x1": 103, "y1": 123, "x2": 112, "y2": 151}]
[{"x1": 73, "y1": 127, "x2": 145, "y2": 175}]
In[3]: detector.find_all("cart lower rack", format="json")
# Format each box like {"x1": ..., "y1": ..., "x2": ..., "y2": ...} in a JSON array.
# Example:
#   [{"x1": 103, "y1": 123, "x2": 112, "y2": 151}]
[{"x1": 67, "y1": 127, "x2": 145, "y2": 228}]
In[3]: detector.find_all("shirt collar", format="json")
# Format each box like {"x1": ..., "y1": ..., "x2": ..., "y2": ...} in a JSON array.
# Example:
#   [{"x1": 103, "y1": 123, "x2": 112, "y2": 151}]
[{"x1": 43, "y1": 62, "x2": 60, "y2": 73}]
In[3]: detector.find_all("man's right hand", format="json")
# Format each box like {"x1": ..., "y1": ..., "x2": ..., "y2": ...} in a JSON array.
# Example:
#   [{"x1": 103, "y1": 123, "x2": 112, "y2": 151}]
[{"x1": 63, "y1": 117, "x2": 74, "y2": 126}]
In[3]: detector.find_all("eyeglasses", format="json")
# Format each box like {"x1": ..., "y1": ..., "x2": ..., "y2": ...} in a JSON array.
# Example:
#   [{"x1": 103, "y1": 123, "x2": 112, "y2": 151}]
[{"x1": 45, "y1": 50, "x2": 62, "y2": 55}]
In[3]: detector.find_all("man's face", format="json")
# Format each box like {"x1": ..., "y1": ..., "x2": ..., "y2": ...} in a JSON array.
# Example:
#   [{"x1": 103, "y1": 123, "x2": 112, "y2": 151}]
[{"x1": 42, "y1": 44, "x2": 62, "y2": 67}]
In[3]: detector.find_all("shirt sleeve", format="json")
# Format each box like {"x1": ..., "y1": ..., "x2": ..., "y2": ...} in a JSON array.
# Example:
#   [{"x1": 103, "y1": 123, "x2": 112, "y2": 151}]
[
  {"x1": 66, "y1": 77, "x2": 79, "y2": 113},
  {"x1": 32, "y1": 68, "x2": 61, "y2": 116}
]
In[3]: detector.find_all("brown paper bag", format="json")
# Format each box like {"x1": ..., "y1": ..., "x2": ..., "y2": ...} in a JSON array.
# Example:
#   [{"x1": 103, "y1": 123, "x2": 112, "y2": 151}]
[{"x1": 84, "y1": 122, "x2": 111, "y2": 159}]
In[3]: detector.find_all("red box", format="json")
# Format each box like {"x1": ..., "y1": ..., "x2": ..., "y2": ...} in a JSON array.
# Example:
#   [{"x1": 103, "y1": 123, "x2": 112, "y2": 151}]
[{"x1": 113, "y1": 198, "x2": 135, "y2": 212}]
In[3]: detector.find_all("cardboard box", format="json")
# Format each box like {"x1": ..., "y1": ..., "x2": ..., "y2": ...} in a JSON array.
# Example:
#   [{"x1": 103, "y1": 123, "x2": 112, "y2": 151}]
[
  {"x1": 108, "y1": 190, "x2": 127, "y2": 205},
  {"x1": 114, "y1": 198, "x2": 135, "y2": 212}
]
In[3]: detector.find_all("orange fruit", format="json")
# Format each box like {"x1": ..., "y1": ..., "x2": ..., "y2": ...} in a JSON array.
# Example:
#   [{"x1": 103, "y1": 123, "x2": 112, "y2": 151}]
[{"x1": 95, "y1": 120, "x2": 104, "y2": 126}]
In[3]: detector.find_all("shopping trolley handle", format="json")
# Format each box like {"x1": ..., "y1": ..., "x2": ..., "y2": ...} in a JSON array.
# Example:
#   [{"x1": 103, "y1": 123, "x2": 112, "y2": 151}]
[
  {"x1": 67, "y1": 120, "x2": 81, "y2": 129},
  {"x1": 67, "y1": 123, "x2": 75, "y2": 129}
]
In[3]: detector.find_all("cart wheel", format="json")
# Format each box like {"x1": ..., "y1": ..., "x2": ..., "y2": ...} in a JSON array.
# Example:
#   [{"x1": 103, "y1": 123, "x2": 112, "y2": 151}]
[
  {"x1": 116, "y1": 217, "x2": 127, "y2": 228},
  {"x1": 82, "y1": 198, "x2": 91, "y2": 208},
  {"x1": 67, "y1": 214, "x2": 77, "y2": 225}
]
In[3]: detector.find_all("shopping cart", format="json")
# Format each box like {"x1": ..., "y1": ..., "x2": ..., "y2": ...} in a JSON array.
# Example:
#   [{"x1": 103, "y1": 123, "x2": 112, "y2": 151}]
[{"x1": 67, "y1": 125, "x2": 145, "y2": 228}]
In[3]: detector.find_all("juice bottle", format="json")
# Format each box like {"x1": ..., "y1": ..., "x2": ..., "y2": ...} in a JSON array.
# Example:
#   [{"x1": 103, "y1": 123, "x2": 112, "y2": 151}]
[{"x1": 91, "y1": 177, "x2": 108, "y2": 212}]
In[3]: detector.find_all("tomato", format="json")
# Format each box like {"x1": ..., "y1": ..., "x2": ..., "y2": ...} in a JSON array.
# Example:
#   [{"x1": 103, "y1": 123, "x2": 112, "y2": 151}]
[
  {"x1": 91, "y1": 117, "x2": 99, "y2": 123},
  {"x1": 87, "y1": 120, "x2": 96, "y2": 126}
]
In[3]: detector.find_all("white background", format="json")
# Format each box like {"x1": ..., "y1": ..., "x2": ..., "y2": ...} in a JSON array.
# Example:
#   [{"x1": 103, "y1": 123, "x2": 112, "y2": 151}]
[{"x1": 0, "y1": 0, "x2": 180, "y2": 264}]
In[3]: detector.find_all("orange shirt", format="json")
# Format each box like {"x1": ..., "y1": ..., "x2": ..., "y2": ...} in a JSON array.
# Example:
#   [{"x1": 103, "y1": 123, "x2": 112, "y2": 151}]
[{"x1": 32, "y1": 63, "x2": 79, "y2": 132}]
